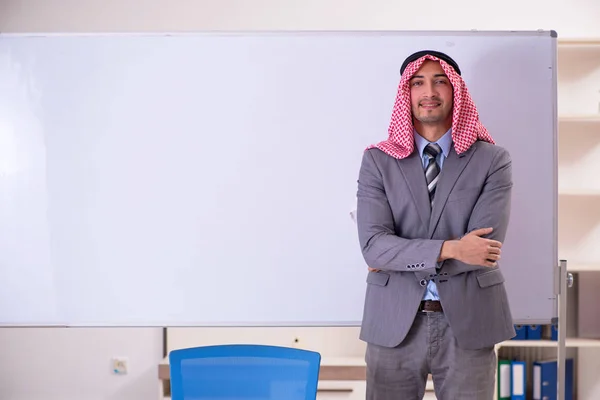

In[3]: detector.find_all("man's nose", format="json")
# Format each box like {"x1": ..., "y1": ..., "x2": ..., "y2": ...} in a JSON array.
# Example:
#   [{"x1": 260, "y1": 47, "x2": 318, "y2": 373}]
[{"x1": 423, "y1": 82, "x2": 439, "y2": 97}]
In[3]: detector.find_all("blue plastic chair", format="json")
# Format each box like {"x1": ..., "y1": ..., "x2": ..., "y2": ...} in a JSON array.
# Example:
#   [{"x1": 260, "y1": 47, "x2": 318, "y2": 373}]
[{"x1": 169, "y1": 344, "x2": 322, "y2": 400}]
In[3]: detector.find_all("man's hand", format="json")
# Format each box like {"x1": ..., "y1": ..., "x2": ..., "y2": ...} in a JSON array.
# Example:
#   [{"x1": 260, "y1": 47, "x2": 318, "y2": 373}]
[
  {"x1": 453, "y1": 227, "x2": 502, "y2": 267},
  {"x1": 368, "y1": 227, "x2": 501, "y2": 271}
]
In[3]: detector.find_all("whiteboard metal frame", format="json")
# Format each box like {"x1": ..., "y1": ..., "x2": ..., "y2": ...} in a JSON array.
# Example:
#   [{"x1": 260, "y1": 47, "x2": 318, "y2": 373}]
[{"x1": 0, "y1": 29, "x2": 558, "y2": 38}]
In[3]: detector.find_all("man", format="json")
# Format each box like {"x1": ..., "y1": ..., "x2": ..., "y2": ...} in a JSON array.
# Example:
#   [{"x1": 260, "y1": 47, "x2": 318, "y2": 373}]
[{"x1": 355, "y1": 50, "x2": 515, "y2": 400}]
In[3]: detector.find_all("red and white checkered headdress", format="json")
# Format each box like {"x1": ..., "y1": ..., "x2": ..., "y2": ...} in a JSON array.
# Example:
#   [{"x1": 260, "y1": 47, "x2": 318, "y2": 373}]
[{"x1": 368, "y1": 54, "x2": 494, "y2": 159}]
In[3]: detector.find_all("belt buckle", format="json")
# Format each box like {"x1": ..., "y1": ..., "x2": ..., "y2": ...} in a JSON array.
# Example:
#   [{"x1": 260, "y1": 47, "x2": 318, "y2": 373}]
[{"x1": 420, "y1": 300, "x2": 438, "y2": 313}]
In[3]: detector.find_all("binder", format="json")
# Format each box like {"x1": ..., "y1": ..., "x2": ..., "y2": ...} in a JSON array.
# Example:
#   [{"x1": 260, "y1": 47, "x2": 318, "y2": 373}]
[
  {"x1": 511, "y1": 360, "x2": 526, "y2": 400},
  {"x1": 512, "y1": 324, "x2": 527, "y2": 340},
  {"x1": 532, "y1": 358, "x2": 573, "y2": 400},
  {"x1": 551, "y1": 325, "x2": 558, "y2": 341},
  {"x1": 497, "y1": 359, "x2": 511, "y2": 400},
  {"x1": 527, "y1": 324, "x2": 542, "y2": 340}
]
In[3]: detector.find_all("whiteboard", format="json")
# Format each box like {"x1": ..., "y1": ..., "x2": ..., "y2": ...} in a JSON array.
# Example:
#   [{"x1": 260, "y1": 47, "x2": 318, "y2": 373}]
[{"x1": 0, "y1": 30, "x2": 557, "y2": 326}]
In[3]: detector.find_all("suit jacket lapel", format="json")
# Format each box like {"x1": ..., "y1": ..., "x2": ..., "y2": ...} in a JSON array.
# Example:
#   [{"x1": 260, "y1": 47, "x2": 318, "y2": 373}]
[
  {"x1": 428, "y1": 143, "x2": 478, "y2": 237},
  {"x1": 397, "y1": 151, "x2": 430, "y2": 232}
]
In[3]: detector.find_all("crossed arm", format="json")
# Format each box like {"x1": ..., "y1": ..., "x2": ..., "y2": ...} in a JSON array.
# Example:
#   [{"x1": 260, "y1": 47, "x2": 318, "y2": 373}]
[
  {"x1": 441, "y1": 148, "x2": 513, "y2": 275},
  {"x1": 356, "y1": 147, "x2": 513, "y2": 274}
]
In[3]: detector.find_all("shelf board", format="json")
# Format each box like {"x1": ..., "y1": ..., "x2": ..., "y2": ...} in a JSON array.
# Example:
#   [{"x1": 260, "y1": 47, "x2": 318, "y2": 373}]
[
  {"x1": 559, "y1": 115, "x2": 600, "y2": 123},
  {"x1": 567, "y1": 264, "x2": 600, "y2": 272},
  {"x1": 501, "y1": 338, "x2": 600, "y2": 348},
  {"x1": 558, "y1": 38, "x2": 600, "y2": 48},
  {"x1": 320, "y1": 357, "x2": 365, "y2": 366},
  {"x1": 559, "y1": 189, "x2": 600, "y2": 196}
]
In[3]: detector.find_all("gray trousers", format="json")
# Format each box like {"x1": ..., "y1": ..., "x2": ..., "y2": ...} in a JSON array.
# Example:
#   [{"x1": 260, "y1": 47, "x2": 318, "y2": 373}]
[{"x1": 365, "y1": 311, "x2": 496, "y2": 400}]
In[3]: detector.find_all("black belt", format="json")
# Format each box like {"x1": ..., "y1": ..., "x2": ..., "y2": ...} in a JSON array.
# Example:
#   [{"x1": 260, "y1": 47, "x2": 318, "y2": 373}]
[{"x1": 419, "y1": 300, "x2": 443, "y2": 313}]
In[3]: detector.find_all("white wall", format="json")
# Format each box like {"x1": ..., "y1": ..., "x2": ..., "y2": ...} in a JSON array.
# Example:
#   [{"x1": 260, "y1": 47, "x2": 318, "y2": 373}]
[
  {"x1": 0, "y1": 1, "x2": 599, "y2": 400},
  {"x1": 0, "y1": 0, "x2": 599, "y2": 38}
]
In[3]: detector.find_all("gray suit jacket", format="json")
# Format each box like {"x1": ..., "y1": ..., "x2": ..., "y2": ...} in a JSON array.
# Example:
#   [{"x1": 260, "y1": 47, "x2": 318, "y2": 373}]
[{"x1": 356, "y1": 140, "x2": 516, "y2": 350}]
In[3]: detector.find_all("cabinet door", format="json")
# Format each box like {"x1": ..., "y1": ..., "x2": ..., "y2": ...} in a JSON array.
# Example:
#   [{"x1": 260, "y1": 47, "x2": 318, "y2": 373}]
[
  {"x1": 423, "y1": 376, "x2": 437, "y2": 399},
  {"x1": 316, "y1": 381, "x2": 366, "y2": 400},
  {"x1": 315, "y1": 378, "x2": 437, "y2": 400}
]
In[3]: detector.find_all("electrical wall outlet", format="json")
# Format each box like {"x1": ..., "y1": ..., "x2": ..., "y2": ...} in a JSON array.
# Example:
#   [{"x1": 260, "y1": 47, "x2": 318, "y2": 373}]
[{"x1": 111, "y1": 357, "x2": 129, "y2": 375}]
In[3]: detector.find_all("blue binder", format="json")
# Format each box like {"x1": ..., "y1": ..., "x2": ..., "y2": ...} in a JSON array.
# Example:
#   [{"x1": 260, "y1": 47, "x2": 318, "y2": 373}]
[
  {"x1": 532, "y1": 358, "x2": 573, "y2": 400},
  {"x1": 512, "y1": 324, "x2": 527, "y2": 340},
  {"x1": 551, "y1": 325, "x2": 558, "y2": 341},
  {"x1": 510, "y1": 360, "x2": 526, "y2": 400},
  {"x1": 527, "y1": 324, "x2": 542, "y2": 339}
]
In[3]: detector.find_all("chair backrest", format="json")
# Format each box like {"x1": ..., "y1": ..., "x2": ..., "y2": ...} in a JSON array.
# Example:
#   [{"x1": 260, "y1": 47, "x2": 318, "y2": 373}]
[{"x1": 169, "y1": 344, "x2": 321, "y2": 400}]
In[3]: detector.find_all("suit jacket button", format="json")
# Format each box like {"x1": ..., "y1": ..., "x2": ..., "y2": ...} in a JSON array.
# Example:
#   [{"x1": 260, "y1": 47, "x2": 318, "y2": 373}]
[{"x1": 420, "y1": 279, "x2": 427, "y2": 287}]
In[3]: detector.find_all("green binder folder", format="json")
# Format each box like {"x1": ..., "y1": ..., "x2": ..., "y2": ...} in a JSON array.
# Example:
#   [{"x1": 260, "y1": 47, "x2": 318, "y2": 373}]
[{"x1": 498, "y1": 359, "x2": 511, "y2": 400}]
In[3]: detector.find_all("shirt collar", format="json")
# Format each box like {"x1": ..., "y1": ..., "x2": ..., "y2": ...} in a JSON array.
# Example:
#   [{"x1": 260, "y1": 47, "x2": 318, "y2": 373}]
[{"x1": 413, "y1": 128, "x2": 452, "y2": 158}]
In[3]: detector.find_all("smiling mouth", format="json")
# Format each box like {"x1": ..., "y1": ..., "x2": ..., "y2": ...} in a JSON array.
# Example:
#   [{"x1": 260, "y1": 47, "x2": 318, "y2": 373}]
[{"x1": 420, "y1": 103, "x2": 441, "y2": 109}]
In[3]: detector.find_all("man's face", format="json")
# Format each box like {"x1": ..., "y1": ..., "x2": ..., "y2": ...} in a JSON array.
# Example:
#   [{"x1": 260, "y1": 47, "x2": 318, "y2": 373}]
[{"x1": 409, "y1": 60, "x2": 453, "y2": 126}]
